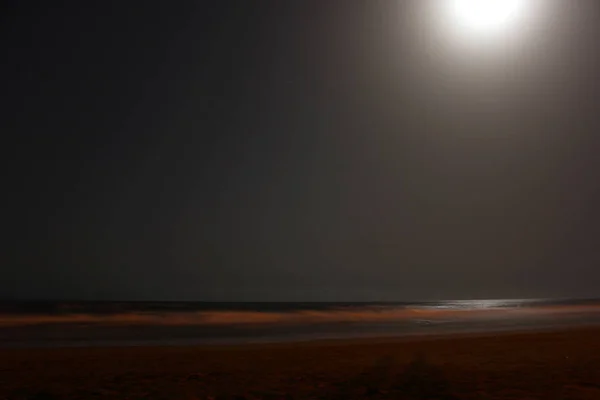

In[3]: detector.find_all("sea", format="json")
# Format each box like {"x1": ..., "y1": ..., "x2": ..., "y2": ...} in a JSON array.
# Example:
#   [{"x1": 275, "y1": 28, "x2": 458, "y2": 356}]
[{"x1": 1, "y1": 298, "x2": 600, "y2": 348}]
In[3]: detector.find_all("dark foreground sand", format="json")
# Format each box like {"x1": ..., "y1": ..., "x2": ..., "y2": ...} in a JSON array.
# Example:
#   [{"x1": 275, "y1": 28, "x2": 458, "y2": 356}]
[{"x1": 2, "y1": 327, "x2": 600, "y2": 399}]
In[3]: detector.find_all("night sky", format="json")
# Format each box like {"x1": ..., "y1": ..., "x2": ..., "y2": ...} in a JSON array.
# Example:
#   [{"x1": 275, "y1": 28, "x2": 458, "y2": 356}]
[{"x1": 2, "y1": 1, "x2": 600, "y2": 301}]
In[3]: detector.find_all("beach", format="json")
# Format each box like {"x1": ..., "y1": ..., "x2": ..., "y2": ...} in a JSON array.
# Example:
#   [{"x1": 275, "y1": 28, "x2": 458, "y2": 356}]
[{"x1": 2, "y1": 326, "x2": 600, "y2": 399}]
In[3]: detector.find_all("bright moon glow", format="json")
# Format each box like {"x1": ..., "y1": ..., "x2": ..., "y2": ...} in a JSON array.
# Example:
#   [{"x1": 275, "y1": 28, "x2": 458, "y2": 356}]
[{"x1": 446, "y1": 0, "x2": 528, "y2": 36}]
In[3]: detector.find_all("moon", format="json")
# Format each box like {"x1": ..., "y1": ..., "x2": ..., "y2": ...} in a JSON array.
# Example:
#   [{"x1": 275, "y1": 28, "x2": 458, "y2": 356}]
[{"x1": 445, "y1": 0, "x2": 529, "y2": 37}]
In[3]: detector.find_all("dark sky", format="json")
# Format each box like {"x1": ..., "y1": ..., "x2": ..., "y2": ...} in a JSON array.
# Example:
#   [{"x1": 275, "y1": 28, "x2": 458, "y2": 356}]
[{"x1": 2, "y1": 1, "x2": 600, "y2": 301}]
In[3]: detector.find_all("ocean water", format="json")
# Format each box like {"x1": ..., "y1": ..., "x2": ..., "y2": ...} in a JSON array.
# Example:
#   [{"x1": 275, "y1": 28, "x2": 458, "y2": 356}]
[{"x1": 1, "y1": 298, "x2": 600, "y2": 348}]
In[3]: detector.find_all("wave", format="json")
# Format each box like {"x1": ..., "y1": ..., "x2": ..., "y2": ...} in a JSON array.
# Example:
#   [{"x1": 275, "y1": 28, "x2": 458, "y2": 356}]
[{"x1": 1, "y1": 304, "x2": 599, "y2": 327}]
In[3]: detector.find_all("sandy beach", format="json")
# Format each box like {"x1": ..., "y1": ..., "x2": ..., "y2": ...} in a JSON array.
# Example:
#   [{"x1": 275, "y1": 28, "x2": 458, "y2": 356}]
[{"x1": 2, "y1": 326, "x2": 600, "y2": 399}]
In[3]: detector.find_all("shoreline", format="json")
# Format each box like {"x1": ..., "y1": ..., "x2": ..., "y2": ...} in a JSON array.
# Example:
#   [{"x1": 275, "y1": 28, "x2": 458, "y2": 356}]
[
  {"x1": 1, "y1": 323, "x2": 599, "y2": 352},
  {"x1": 2, "y1": 316, "x2": 600, "y2": 349}
]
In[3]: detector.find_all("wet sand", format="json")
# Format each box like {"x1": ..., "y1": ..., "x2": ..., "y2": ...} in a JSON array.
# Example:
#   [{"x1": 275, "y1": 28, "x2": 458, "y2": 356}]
[{"x1": 1, "y1": 327, "x2": 600, "y2": 399}]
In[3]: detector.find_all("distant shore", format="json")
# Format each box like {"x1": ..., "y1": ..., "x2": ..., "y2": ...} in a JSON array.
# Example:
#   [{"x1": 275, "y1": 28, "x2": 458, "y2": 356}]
[{"x1": 2, "y1": 326, "x2": 600, "y2": 399}]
